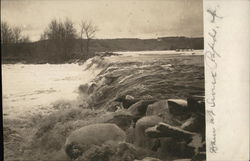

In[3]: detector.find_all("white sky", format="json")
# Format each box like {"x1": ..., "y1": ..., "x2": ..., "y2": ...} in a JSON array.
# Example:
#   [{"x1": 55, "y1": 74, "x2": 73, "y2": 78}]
[{"x1": 1, "y1": 0, "x2": 203, "y2": 41}]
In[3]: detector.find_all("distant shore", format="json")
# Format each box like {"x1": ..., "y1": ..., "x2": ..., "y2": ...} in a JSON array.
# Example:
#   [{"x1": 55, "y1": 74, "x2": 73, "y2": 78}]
[{"x1": 1, "y1": 36, "x2": 203, "y2": 64}]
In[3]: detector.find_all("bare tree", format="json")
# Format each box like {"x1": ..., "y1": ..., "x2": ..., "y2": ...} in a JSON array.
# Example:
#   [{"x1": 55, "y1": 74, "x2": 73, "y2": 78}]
[
  {"x1": 1, "y1": 21, "x2": 29, "y2": 44},
  {"x1": 63, "y1": 18, "x2": 77, "y2": 59},
  {"x1": 12, "y1": 26, "x2": 22, "y2": 43},
  {"x1": 41, "y1": 18, "x2": 77, "y2": 61},
  {"x1": 1, "y1": 21, "x2": 31, "y2": 58},
  {"x1": 80, "y1": 20, "x2": 98, "y2": 56},
  {"x1": 1, "y1": 21, "x2": 13, "y2": 44}
]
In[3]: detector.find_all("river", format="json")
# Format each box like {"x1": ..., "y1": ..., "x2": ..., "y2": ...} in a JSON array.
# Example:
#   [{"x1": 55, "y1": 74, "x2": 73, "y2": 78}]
[
  {"x1": 2, "y1": 50, "x2": 204, "y2": 160},
  {"x1": 2, "y1": 50, "x2": 203, "y2": 120}
]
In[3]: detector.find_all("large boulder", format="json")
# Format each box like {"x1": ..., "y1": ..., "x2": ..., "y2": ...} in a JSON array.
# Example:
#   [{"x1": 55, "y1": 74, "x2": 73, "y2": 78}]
[
  {"x1": 106, "y1": 112, "x2": 133, "y2": 131},
  {"x1": 128, "y1": 100, "x2": 156, "y2": 122},
  {"x1": 145, "y1": 122, "x2": 196, "y2": 142},
  {"x1": 146, "y1": 100, "x2": 168, "y2": 117},
  {"x1": 135, "y1": 116, "x2": 163, "y2": 149},
  {"x1": 64, "y1": 123, "x2": 126, "y2": 159},
  {"x1": 142, "y1": 99, "x2": 188, "y2": 126}
]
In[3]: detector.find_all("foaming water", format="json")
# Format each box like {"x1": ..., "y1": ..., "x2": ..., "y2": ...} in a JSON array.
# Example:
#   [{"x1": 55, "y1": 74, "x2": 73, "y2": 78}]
[
  {"x1": 2, "y1": 62, "x2": 102, "y2": 119},
  {"x1": 2, "y1": 50, "x2": 203, "y2": 119},
  {"x1": 77, "y1": 50, "x2": 204, "y2": 110}
]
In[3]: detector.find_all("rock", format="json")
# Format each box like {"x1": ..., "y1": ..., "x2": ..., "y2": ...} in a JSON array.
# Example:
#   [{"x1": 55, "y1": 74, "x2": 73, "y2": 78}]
[
  {"x1": 78, "y1": 83, "x2": 97, "y2": 94},
  {"x1": 135, "y1": 116, "x2": 163, "y2": 149},
  {"x1": 157, "y1": 122, "x2": 195, "y2": 140},
  {"x1": 181, "y1": 117, "x2": 196, "y2": 132},
  {"x1": 112, "y1": 142, "x2": 138, "y2": 161},
  {"x1": 64, "y1": 123, "x2": 126, "y2": 159},
  {"x1": 75, "y1": 144, "x2": 115, "y2": 161},
  {"x1": 73, "y1": 142, "x2": 157, "y2": 161},
  {"x1": 145, "y1": 126, "x2": 163, "y2": 138},
  {"x1": 177, "y1": 141, "x2": 196, "y2": 158},
  {"x1": 126, "y1": 125, "x2": 135, "y2": 143},
  {"x1": 149, "y1": 122, "x2": 196, "y2": 141},
  {"x1": 157, "y1": 137, "x2": 194, "y2": 159},
  {"x1": 113, "y1": 142, "x2": 156, "y2": 161},
  {"x1": 128, "y1": 100, "x2": 156, "y2": 121},
  {"x1": 115, "y1": 96, "x2": 139, "y2": 109},
  {"x1": 78, "y1": 84, "x2": 89, "y2": 94},
  {"x1": 146, "y1": 100, "x2": 168, "y2": 117},
  {"x1": 156, "y1": 134, "x2": 203, "y2": 159},
  {"x1": 106, "y1": 112, "x2": 133, "y2": 131},
  {"x1": 181, "y1": 114, "x2": 205, "y2": 133},
  {"x1": 156, "y1": 137, "x2": 177, "y2": 159},
  {"x1": 168, "y1": 99, "x2": 188, "y2": 115},
  {"x1": 187, "y1": 95, "x2": 205, "y2": 114}
]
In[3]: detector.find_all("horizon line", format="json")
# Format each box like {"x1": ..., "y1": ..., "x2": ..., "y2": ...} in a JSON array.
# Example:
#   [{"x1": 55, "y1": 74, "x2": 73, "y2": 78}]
[{"x1": 30, "y1": 36, "x2": 204, "y2": 43}]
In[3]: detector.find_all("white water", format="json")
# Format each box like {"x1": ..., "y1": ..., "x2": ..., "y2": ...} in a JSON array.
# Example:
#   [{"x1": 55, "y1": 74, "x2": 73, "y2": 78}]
[
  {"x1": 2, "y1": 50, "x2": 203, "y2": 120},
  {"x1": 2, "y1": 62, "x2": 101, "y2": 119}
]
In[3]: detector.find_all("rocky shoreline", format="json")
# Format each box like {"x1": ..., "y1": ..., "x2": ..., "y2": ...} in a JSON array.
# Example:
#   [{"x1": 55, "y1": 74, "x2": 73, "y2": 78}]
[{"x1": 59, "y1": 95, "x2": 205, "y2": 161}]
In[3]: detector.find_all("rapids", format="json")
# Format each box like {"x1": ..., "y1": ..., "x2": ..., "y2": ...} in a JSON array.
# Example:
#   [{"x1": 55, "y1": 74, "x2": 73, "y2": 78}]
[{"x1": 2, "y1": 50, "x2": 204, "y2": 160}]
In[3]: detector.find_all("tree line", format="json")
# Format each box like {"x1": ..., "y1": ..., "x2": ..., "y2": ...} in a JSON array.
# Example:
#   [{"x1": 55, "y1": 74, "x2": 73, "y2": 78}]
[
  {"x1": 1, "y1": 22, "x2": 30, "y2": 44},
  {"x1": 1, "y1": 18, "x2": 98, "y2": 63},
  {"x1": 1, "y1": 18, "x2": 204, "y2": 64}
]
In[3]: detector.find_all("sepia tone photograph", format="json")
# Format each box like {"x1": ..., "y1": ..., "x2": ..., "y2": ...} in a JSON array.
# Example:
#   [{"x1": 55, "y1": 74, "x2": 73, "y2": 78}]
[{"x1": 1, "y1": 0, "x2": 205, "y2": 161}]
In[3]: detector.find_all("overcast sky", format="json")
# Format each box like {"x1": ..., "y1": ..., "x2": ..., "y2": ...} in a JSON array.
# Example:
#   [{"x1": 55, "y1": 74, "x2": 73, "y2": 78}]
[{"x1": 1, "y1": 0, "x2": 203, "y2": 41}]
